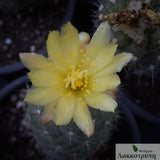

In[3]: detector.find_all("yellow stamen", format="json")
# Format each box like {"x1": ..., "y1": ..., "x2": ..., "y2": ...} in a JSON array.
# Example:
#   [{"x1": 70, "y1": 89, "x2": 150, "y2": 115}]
[
  {"x1": 81, "y1": 59, "x2": 84, "y2": 63},
  {"x1": 84, "y1": 84, "x2": 87, "y2": 88},
  {"x1": 91, "y1": 62, "x2": 95, "y2": 67},
  {"x1": 86, "y1": 58, "x2": 90, "y2": 61},
  {"x1": 63, "y1": 66, "x2": 88, "y2": 91},
  {"x1": 86, "y1": 90, "x2": 90, "y2": 94},
  {"x1": 80, "y1": 49, "x2": 83, "y2": 53}
]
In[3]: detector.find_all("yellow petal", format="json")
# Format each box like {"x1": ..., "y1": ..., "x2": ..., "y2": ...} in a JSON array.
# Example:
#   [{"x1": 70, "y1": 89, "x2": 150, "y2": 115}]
[
  {"x1": 90, "y1": 21, "x2": 111, "y2": 47},
  {"x1": 88, "y1": 43, "x2": 117, "y2": 73},
  {"x1": 73, "y1": 101, "x2": 94, "y2": 137},
  {"x1": 53, "y1": 95, "x2": 75, "y2": 125},
  {"x1": 85, "y1": 22, "x2": 111, "y2": 63},
  {"x1": 94, "y1": 43, "x2": 117, "y2": 70},
  {"x1": 47, "y1": 31, "x2": 61, "y2": 60},
  {"x1": 97, "y1": 53, "x2": 133, "y2": 77},
  {"x1": 25, "y1": 88, "x2": 60, "y2": 106},
  {"x1": 94, "y1": 74, "x2": 120, "y2": 92},
  {"x1": 60, "y1": 22, "x2": 80, "y2": 64},
  {"x1": 19, "y1": 53, "x2": 51, "y2": 70},
  {"x1": 85, "y1": 92, "x2": 117, "y2": 112},
  {"x1": 47, "y1": 31, "x2": 67, "y2": 70},
  {"x1": 28, "y1": 70, "x2": 56, "y2": 87}
]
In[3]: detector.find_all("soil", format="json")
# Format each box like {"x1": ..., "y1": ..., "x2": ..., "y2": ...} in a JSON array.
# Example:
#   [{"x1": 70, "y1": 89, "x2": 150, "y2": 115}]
[{"x1": 0, "y1": 0, "x2": 66, "y2": 66}]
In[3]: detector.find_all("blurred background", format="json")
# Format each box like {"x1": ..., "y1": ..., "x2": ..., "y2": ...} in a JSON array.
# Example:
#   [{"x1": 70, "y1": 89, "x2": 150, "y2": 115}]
[{"x1": 0, "y1": 0, "x2": 160, "y2": 160}]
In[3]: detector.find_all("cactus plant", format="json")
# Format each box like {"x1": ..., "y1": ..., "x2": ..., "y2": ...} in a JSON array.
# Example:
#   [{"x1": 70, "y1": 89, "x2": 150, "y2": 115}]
[
  {"x1": 95, "y1": 0, "x2": 160, "y2": 79},
  {"x1": 20, "y1": 21, "x2": 132, "y2": 160}
]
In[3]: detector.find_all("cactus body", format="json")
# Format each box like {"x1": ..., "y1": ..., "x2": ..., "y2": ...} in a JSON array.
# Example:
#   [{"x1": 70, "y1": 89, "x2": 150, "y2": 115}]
[{"x1": 27, "y1": 103, "x2": 116, "y2": 160}]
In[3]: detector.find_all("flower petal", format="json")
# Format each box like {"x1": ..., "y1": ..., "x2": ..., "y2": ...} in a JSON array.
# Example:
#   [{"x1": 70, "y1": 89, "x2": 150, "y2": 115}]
[
  {"x1": 19, "y1": 53, "x2": 51, "y2": 70},
  {"x1": 85, "y1": 22, "x2": 111, "y2": 62},
  {"x1": 60, "y1": 22, "x2": 80, "y2": 64},
  {"x1": 94, "y1": 74, "x2": 121, "y2": 92},
  {"x1": 47, "y1": 31, "x2": 67, "y2": 70},
  {"x1": 53, "y1": 95, "x2": 75, "y2": 125},
  {"x1": 73, "y1": 101, "x2": 94, "y2": 137},
  {"x1": 28, "y1": 70, "x2": 57, "y2": 87},
  {"x1": 88, "y1": 43, "x2": 117, "y2": 74},
  {"x1": 47, "y1": 31, "x2": 61, "y2": 59},
  {"x1": 97, "y1": 52, "x2": 133, "y2": 77},
  {"x1": 90, "y1": 21, "x2": 111, "y2": 47},
  {"x1": 85, "y1": 92, "x2": 117, "y2": 112},
  {"x1": 94, "y1": 43, "x2": 117, "y2": 69},
  {"x1": 42, "y1": 103, "x2": 56, "y2": 125},
  {"x1": 25, "y1": 88, "x2": 60, "y2": 106}
]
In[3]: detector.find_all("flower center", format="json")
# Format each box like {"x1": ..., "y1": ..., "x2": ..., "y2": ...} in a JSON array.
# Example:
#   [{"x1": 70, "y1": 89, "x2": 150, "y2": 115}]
[{"x1": 64, "y1": 66, "x2": 88, "y2": 91}]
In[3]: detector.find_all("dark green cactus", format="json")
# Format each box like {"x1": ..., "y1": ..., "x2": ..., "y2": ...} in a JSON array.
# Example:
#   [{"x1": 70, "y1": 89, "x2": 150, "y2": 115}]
[
  {"x1": 27, "y1": 103, "x2": 116, "y2": 160},
  {"x1": 96, "y1": 0, "x2": 160, "y2": 77}
]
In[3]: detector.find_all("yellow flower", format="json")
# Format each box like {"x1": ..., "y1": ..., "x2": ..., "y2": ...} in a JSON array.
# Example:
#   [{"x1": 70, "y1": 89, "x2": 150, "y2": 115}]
[{"x1": 20, "y1": 22, "x2": 132, "y2": 137}]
